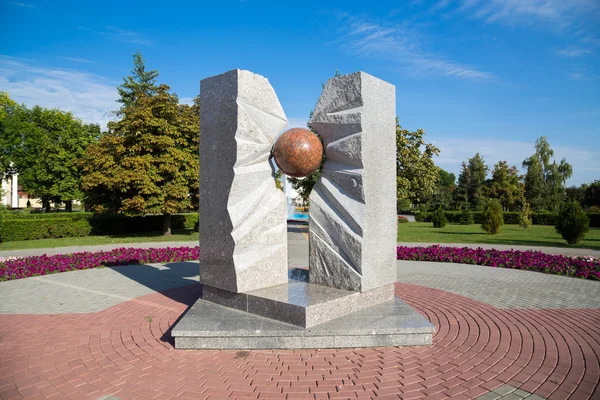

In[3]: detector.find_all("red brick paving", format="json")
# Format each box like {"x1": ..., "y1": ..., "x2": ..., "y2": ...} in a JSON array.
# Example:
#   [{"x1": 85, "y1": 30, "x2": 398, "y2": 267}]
[{"x1": 0, "y1": 283, "x2": 598, "y2": 400}]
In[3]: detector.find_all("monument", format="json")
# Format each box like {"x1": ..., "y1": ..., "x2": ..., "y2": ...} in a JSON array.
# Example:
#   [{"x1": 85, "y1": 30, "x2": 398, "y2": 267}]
[{"x1": 171, "y1": 69, "x2": 434, "y2": 349}]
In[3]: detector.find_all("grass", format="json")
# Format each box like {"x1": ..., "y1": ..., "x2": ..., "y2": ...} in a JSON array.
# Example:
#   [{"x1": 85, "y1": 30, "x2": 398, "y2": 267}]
[
  {"x1": 0, "y1": 230, "x2": 199, "y2": 251},
  {"x1": 397, "y1": 222, "x2": 600, "y2": 251}
]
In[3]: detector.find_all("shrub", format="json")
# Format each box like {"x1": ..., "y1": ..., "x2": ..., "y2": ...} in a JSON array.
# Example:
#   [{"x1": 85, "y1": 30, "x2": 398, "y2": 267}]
[
  {"x1": 431, "y1": 206, "x2": 447, "y2": 228},
  {"x1": 1, "y1": 218, "x2": 93, "y2": 241},
  {"x1": 519, "y1": 202, "x2": 532, "y2": 230},
  {"x1": 481, "y1": 200, "x2": 504, "y2": 234},
  {"x1": 397, "y1": 216, "x2": 409, "y2": 224},
  {"x1": 459, "y1": 209, "x2": 474, "y2": 225},
  {"x1": 0, "y1": 213, "x2": 199, "y2": 242},
  {"x1": 556, "y1": 201, "x2": 589, "y2": 244}
]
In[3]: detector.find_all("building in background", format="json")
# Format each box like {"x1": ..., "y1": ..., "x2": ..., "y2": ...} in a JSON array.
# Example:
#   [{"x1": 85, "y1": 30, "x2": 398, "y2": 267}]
[{"x1": 1, "y1": 173, "x2": 41, "y2": 209}]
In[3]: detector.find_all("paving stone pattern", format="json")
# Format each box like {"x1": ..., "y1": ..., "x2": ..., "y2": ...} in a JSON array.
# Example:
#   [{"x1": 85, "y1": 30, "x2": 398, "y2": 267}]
[
  {"x1": 475, "y1": 384, "x2": 546, "y2": 399},
  {"x1": 397, "y1": 261, "x2": 600, "y2": 309},
  {"x1": 0, "y1": 283, "x2": 598, "y2": 399}
]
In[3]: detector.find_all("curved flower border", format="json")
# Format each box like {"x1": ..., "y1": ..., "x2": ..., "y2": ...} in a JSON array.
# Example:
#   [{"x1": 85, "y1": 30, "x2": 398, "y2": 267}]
[
  {"x1": 397, "y1": 246, "x2": 600, "y2": 280},
  {"x1": 1, "y1": 245, "x2": 598, "y2": 282},
  {"x1": 0, "y1": 247, "x2": 199, "y2": 281}
]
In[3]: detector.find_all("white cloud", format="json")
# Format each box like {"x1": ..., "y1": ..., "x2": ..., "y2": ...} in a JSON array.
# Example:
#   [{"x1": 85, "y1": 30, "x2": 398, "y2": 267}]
[
  {"x1": 455, "y1": 0, "x2": 599, "y2": 33},
  {"x1": 334, "y1": 14, "x2": 493, "y2": 81},
  {"x1": 556, "y1": 47, "x2": 593, "y2": 57},
  {"x1": 59, "y1": 57, "x2": 95, "y2": 64},
  {"x1": 76, "y1": 26, "x2": 152, "y2": 46},
  {"x1": 0, "y1": 55, "x2": 118, "y2": 130},
  {"x1": 4, "y1": 1, "x2": 34, "y2": 7},
  {"x1": 432, "y1": 137, "x2": 599, "y2": 185}
]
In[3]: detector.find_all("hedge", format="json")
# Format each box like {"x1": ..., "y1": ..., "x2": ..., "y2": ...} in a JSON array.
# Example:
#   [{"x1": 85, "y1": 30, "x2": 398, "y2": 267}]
[
  {"x1": 4, "y1": 212, "x2": 93, "y2": 220},
  {"x1": 414, "y1": 211, "x2": 600, "y2": 228},
  {"x1": 0, "y1": 213, "x2": 199, "y2": 242}
]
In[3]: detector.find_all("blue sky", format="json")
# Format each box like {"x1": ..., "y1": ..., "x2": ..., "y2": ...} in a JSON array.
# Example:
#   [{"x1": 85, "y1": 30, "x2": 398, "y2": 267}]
[{"x1": 1, "y1": 0, "x2": 599, "y2": 185}]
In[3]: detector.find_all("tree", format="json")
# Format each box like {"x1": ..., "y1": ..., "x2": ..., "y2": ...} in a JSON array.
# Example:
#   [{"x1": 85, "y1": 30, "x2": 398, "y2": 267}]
[
  {"x1": 522, "y1": 136, "x2": 572, "y2": 212},
  {"x1": 431, "y1": 206, "x2": 447, "y2": 228},
  {"x1": 453, "y1": 161, "x2": 471, "y2": 209},
  {"x1": 454, "y1": 153, "x2": 488, "y2": 210},
  {"x1": 396, "y1": 123, "x2": 440, "y2": 206},
  {"x1": 81, "y1": 53, "x2": 198, "y2": 235},
  {"x1": 523, "y1": 155, "x2": 545, "y2": 211},
  {"x1": 0, "y1": 92, "x2": 22, "y2": 178},
  {"x1": 565, "y1": 184, "x2": 587, "y2": 205},
  {"x1": 115, "y1": 50, "x2": 160, "y2": 115},
  {"x1": 519, "y1": 201, "x2": 532, "y2": 230},
  {"x1": 583, "y1": 180, "x2": 600, "y2": 209},
  {"x1": 484, "y1": 161, "x2": 524, "y2": 211},
  {"x1": 481, "y1": 199, "x2": 504, "y2": 235},
  {"x1": 430, "y1": 169, "x2": 455, "y2": 210},
  {"x1": 1, "y1": 94, "x2": 97, "y2": 211},
  {"x1": 556, "y1": 201, "x2": 589, "y2": 244}
]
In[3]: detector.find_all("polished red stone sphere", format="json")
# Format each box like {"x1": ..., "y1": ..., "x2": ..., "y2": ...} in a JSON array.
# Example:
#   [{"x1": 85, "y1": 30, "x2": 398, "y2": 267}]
[{"x1": 273, "y1": 128, "x2": 323, "y2": 178}]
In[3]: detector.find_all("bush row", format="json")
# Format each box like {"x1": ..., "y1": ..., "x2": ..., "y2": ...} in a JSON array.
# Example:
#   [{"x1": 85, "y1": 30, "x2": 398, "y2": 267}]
[
  {"x1": 414, "y1": 211, "x2": 600, "y2": 227},
  {"x1": 4, "y1": 212, "x2": 93, "y2": 220},
  {"x1": 0, "y1": 213, "x2": 199, "y2": 242}
]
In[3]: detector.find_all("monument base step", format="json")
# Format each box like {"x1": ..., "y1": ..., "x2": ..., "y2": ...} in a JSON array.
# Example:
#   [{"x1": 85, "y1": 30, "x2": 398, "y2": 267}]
[
  {"x1": 200, "y1": 268, "x2": 397, "y2": 328},
  {"x1": 171, "y1": 296, "x2": 435, "y2": 349}
]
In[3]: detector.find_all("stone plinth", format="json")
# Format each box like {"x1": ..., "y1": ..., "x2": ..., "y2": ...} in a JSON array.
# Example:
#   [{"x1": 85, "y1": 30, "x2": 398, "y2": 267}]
[
  {"x1": 199, "y1": 69, "x2": 288, "y2": 293},
  {"x1": 308, "y1": 72, "x2": 397, "y2": 292},
  {"x1": 172, "y1": 295, "x2": 434, "y2": 349},
  {"x1": 201, "y1": 270, "x2": 394, "y2": 328}
]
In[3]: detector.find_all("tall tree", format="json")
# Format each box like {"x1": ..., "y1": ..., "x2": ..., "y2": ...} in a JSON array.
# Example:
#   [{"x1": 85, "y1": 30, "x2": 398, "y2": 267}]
[
  {"x1": 454, "y1": 154, "x2": 488, "y2": 210},
  {"x1": 453, "y1": 162, "x2": 471, "y2": 210},
  {"x1": 82, "y1": 85, "x2": 197, "y2": 234},
  {"x1": 396, "y1": 123, "x2": 440, "y2": 205},
  {"x1": 115, "y1": 50, "x2": 160, "y2": 115},
  {"x1": 584, "y1": 180, "x2": 600, "y2": 209},
  {"x1": 484, "y1": 161, "x2": 524, "y2": 211},
  {"x1": 430, "y1": 168, "x2": 455, "y2": 210},
  {"x1": 522, "y1": 136, "x2": 572, "y2": 212},
  {"x1": 1, "y1": 95, "x2": 97, "y2": 211}
]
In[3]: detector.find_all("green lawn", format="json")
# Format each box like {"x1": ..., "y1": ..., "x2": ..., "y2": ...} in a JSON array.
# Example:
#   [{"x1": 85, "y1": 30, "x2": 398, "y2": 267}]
[
  {"x1": 397, "y1": 222, "x2": 600, "y2": 251},
  {"x1": 0, "y1": 230, "x2": 199, "y2": 251}
]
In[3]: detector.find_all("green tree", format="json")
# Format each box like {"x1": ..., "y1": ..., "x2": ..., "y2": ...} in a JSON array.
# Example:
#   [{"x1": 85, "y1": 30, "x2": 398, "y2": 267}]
[
  {"x1": 1, "y1": 96, "x2": 97, "y2": 211},
  {"x1": 82, "y1": 84, "x2": 197, "y2": 234},
  {"x1": 523, "y1": 137, "x2": 572, "y2": 212},
  {"x1": 583, "y1": 180, "x2": 600, "y2": 209},
  {"x1": 556, "y1": 201, "x2": 589, "y2": 244},
  {"x1": 430, "y1": 169, "x2": 455, "y2": 210},
  {"x1": 431, "y1": 206, "x2": 447, "y2": 228},
  {"x1": 481, "y1": 199, "x2": 504, "y2": 235},
  {"x1": 453, "y1": 161, "x2": 470, "y2": 209},
  {"x1": 484, "y1": 161, "x2": 524, "y2": 211},
  {"x1": 454, "y1": 154, "x2": 488, "y2": 210},
  {"x1": 519, "y1": 201, "x2": 532, "y2": 230},
  {"x1": 565, "y1": 184, "x2": 587, "y2": 205},
  {"x1": 523, "y1": 155, "x2": 545, "y2": 211},
  {"x1": 115, "y1": 50, "x2": 160, "y2": 115},
  {"x1": 0, "y1": 92, "x2": 22, "y2": 177},
  {"x1": 396, "y1": 123, "x2": 440, "y2": 206}
]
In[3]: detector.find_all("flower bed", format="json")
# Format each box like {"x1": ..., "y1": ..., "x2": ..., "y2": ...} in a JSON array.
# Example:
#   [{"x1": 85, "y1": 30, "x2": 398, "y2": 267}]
[
  {"x1": 2, "y1": 245, "x2": 598, "y2": 282},
  {"x1": 397, "y1": 245, "x2": 600, "y2": 280},
  {"x1": 0, "y1": 246, "x2": 199, "y2": 281}
]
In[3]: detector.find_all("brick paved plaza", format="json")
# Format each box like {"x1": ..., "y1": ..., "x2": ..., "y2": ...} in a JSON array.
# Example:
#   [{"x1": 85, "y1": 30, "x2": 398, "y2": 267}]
[{"x1": 1, "y1": 228, "x2": 598, "y2": 400}]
